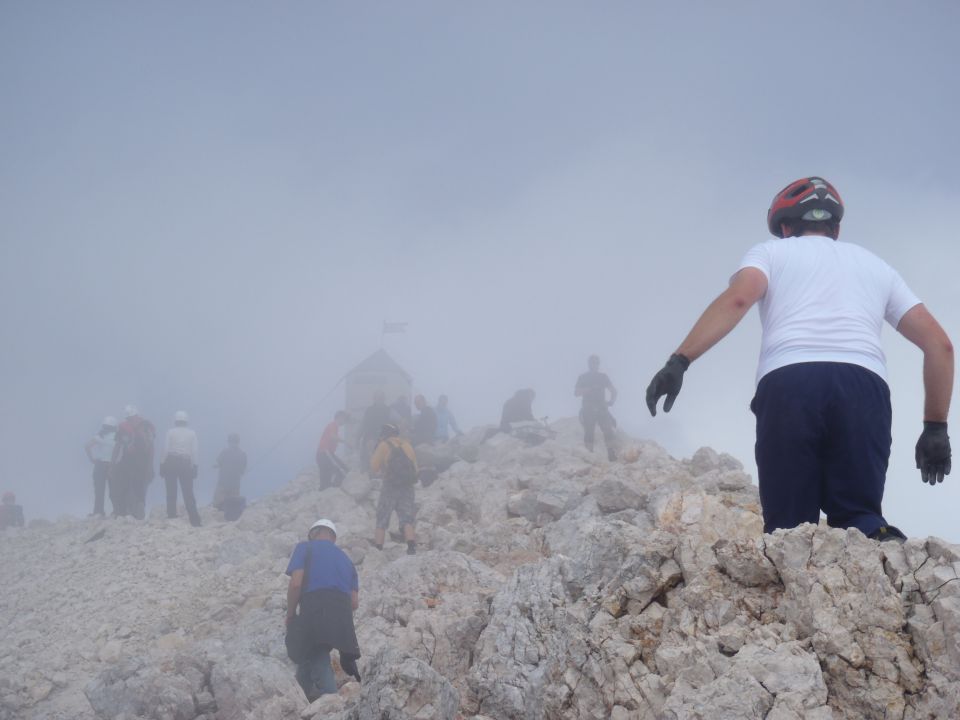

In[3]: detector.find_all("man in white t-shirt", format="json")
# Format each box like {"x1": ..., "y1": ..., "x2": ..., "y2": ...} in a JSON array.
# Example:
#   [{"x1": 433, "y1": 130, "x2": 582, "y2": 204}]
[
  {"x1": 160, "y1": 410, "x2": 202, "y2": 527},
  {"x1": 646, "y1": 177, "x2": 953, "y2": 542}
]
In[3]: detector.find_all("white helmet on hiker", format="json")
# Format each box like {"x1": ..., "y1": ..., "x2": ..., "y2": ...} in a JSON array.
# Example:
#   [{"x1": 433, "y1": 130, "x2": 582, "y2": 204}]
[
  {"x1": 309, "y1": 518, "x2": 337, "y2": 537},
  {"x1": 174, "y1": 410, "x2": 189, "y2": 424}
]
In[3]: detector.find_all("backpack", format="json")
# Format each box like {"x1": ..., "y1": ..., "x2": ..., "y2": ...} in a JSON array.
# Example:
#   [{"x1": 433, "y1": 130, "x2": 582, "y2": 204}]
[{"x1": 385, "y1": 442, "x2": 417, "y2": 486}]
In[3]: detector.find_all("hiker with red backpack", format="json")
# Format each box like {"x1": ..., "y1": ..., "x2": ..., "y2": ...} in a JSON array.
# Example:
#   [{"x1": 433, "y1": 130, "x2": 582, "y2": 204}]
[
  {"x1": 110, "y1": 405, "x2": 156, "y2": 519},
  {"x1": 369, "y1": 424, "x2": 418, "y2": 555}
]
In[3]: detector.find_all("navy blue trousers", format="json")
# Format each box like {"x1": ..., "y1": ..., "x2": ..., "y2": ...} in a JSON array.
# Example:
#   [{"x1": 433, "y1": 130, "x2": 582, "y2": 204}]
[{"x1": 751, "y1": 362, "x2": 893, "y2": 537}]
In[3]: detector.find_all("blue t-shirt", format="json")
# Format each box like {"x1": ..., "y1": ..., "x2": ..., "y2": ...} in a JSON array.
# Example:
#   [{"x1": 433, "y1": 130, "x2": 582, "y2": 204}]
[{"x1": 285, "y1": 539, "x2": 358, "y2": 595}]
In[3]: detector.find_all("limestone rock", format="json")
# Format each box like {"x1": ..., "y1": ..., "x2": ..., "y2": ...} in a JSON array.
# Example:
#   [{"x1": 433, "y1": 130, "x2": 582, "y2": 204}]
[{"x1": 2, "y1": 416, "x2": 959, "y2": 720}]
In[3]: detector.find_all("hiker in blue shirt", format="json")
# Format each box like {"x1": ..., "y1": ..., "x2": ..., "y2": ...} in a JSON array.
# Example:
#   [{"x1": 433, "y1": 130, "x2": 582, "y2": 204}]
[
  {"x1": 285, "y1": 519, "x2": 361, "y2": 700},
  {"x1": 434, "y1": 395, "x2": 463, "y2": 442}
]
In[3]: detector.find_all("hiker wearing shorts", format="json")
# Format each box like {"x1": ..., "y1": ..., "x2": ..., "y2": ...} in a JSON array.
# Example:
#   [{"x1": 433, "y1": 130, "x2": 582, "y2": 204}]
[{"x1": 369, "y1": 424, "x2": 418, "y2": 555}]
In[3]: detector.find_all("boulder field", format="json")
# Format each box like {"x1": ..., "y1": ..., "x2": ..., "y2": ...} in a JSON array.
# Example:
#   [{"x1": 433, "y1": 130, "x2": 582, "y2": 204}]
[{"x1": 1, "y1": 419, "x2": 958, "y2": 719}]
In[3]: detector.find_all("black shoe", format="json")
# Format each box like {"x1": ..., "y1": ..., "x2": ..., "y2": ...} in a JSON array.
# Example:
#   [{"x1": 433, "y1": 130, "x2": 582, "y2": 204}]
[{"x1": 869, "y1": 526, "x2": 906, "y2": 544}]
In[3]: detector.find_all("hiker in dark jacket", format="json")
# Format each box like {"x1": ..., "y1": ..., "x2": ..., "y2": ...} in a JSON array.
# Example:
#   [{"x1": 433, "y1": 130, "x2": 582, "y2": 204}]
[
  {"x1": 285, "y1": 519, "x2": 360, "y2": 701},
  {"x1": 358, "y1": 391, "x2": 392, "y2": 470},
  {"x1": 411, "y1": 395, "x2": 437, "y2": 447},
  {"x1": 212, "y1": 433, "x2": 247, "y2": 517},
  {"x1": 499, "y1": 389, "x2": 537, "y2": 432},
  {"x1": 575, "y1": 355, "x2": 619, "y2": 461},
  {"x1": 0, "y1": 492, "x2": 25, "y2": 530}
]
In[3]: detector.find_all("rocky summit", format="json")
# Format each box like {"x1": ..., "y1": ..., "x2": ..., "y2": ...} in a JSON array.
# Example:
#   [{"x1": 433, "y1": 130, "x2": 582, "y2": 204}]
[{"x1": 2, "y1": 419, "x2": 959, "y2": 720}]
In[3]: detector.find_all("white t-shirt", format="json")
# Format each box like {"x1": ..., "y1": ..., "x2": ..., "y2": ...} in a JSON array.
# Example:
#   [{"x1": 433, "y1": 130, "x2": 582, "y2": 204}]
[
  {"x1": 737, "y1": 236, "x2": 920, "y2": 384},
  {"x1": 90, "y1": 432, "x2": 116, "y2": 463},
  {"x1": 164, "y1": 426, "x2": 199, "y2": 464}
]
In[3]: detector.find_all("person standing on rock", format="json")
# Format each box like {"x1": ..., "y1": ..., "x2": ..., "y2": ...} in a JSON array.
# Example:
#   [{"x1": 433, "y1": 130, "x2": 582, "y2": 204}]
[
  {"x1": 212, "y1": 433, "x2": 247, "y2": 519},
  {"x1": 370, "y1": 424, "x2": 418, "y2": 555},
  {"x1": 159, "y1": 410, "x2": 202, "y2": 527},
  {"x1": 411, "y1": 394, "x2": 437, "y2": 447},
  {"x1": 111, "y1": 405, "x2": 156, "y2": 519},
  {"x1": 434, "y1": 394, "x2": 463, "y2": 442},
  {"x1": 646, "y1": 177, "x2": 953, "y2": 542},
  {"x1": 285, "y1": 518, "x2": 361, "y2": 701},
  {"x1": 575, "y1": 355, "x2": 619, "y2": 461},
  {"x1": 316, "y1": 411, "x2": 350, "y2": 489},
  {"x1": 85, "y1": 416, "x2": 117, "y2": 516},
  {"x1": 0, "y1": 491, "x2": 25, "y2": 529}
]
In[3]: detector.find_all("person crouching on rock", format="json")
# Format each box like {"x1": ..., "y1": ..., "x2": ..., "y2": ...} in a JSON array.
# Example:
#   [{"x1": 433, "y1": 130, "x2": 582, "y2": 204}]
[
  {"x1": 370, "y1": 423, "x2": 419, "y2": 555},
  {"x1": 285, "y1": 519, "x2": 361, "y2": 701}
]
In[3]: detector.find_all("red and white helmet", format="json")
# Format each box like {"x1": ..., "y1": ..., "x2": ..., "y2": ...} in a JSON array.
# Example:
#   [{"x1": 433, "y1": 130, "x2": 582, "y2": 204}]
[{"x1": 767, "y1": 177, "x2": 844, "y2": 238}]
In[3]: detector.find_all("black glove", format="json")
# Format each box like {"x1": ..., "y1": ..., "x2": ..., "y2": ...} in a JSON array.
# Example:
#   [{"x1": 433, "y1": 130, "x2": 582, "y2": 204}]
[
  {"x1": 916, "y1": 421, "x2": 951, "y2": 485},
  {"x1": 646, "y1": 354, "x2": 690, "y2": 416}
]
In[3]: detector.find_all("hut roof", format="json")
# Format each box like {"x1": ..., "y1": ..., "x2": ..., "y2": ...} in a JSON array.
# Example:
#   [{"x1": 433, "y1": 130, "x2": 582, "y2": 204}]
[{"x1": 347, "y1": 349, "x2": 411, "y2": 382}]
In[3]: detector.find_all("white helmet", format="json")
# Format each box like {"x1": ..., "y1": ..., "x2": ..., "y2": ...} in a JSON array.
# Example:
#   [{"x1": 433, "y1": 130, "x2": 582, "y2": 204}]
[
  {"x1": 102, "y1": 416, "x2": 117, "y2": 427},
  {"x1": 124, "y1": 404, "x2": 139, "y2": 418},
  {"x1": 309, "y1": 518, "x2": 337, "y2": 537},
  {"x1": 174, "y1": 410, "x2": 189, "y2": 424}
]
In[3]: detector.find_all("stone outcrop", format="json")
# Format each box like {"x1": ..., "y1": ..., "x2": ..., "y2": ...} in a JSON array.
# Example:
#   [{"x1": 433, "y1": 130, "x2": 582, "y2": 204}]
[{"x1": 1, "y1": 418, "x2": 958, "y2": 719}]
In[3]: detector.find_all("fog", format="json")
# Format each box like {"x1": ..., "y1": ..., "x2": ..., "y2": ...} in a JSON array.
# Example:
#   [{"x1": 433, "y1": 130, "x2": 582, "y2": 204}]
[{"x1": 2, "y1": 3, "x2": 958, "y2": 541}]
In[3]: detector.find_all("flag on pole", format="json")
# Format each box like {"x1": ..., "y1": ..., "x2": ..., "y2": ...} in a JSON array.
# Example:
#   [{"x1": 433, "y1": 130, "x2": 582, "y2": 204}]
[{"x1": 382, "y1": 321, "x2": 408, "y2": 334}]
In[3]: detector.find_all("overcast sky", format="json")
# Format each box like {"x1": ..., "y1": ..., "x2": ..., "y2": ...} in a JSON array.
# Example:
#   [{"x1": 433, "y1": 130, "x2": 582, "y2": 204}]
[{"x1": 2, "y1": 2, "x2": 959, "y2": 541}]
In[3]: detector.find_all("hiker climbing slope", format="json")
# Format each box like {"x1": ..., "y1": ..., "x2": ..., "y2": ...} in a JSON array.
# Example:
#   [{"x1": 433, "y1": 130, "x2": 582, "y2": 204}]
[
  {"x1": 316, "y1": 411, "x2": 350, "y2": 489},
  {"x1": 284, "y1": 518, "x2": 360, "y2": 701},
  {"x1": 369, "y1": 424, "x2": 418, "y2": 555},
  {"x1": 646, "y1": 177, "x2": 953, "y2": 542}
]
